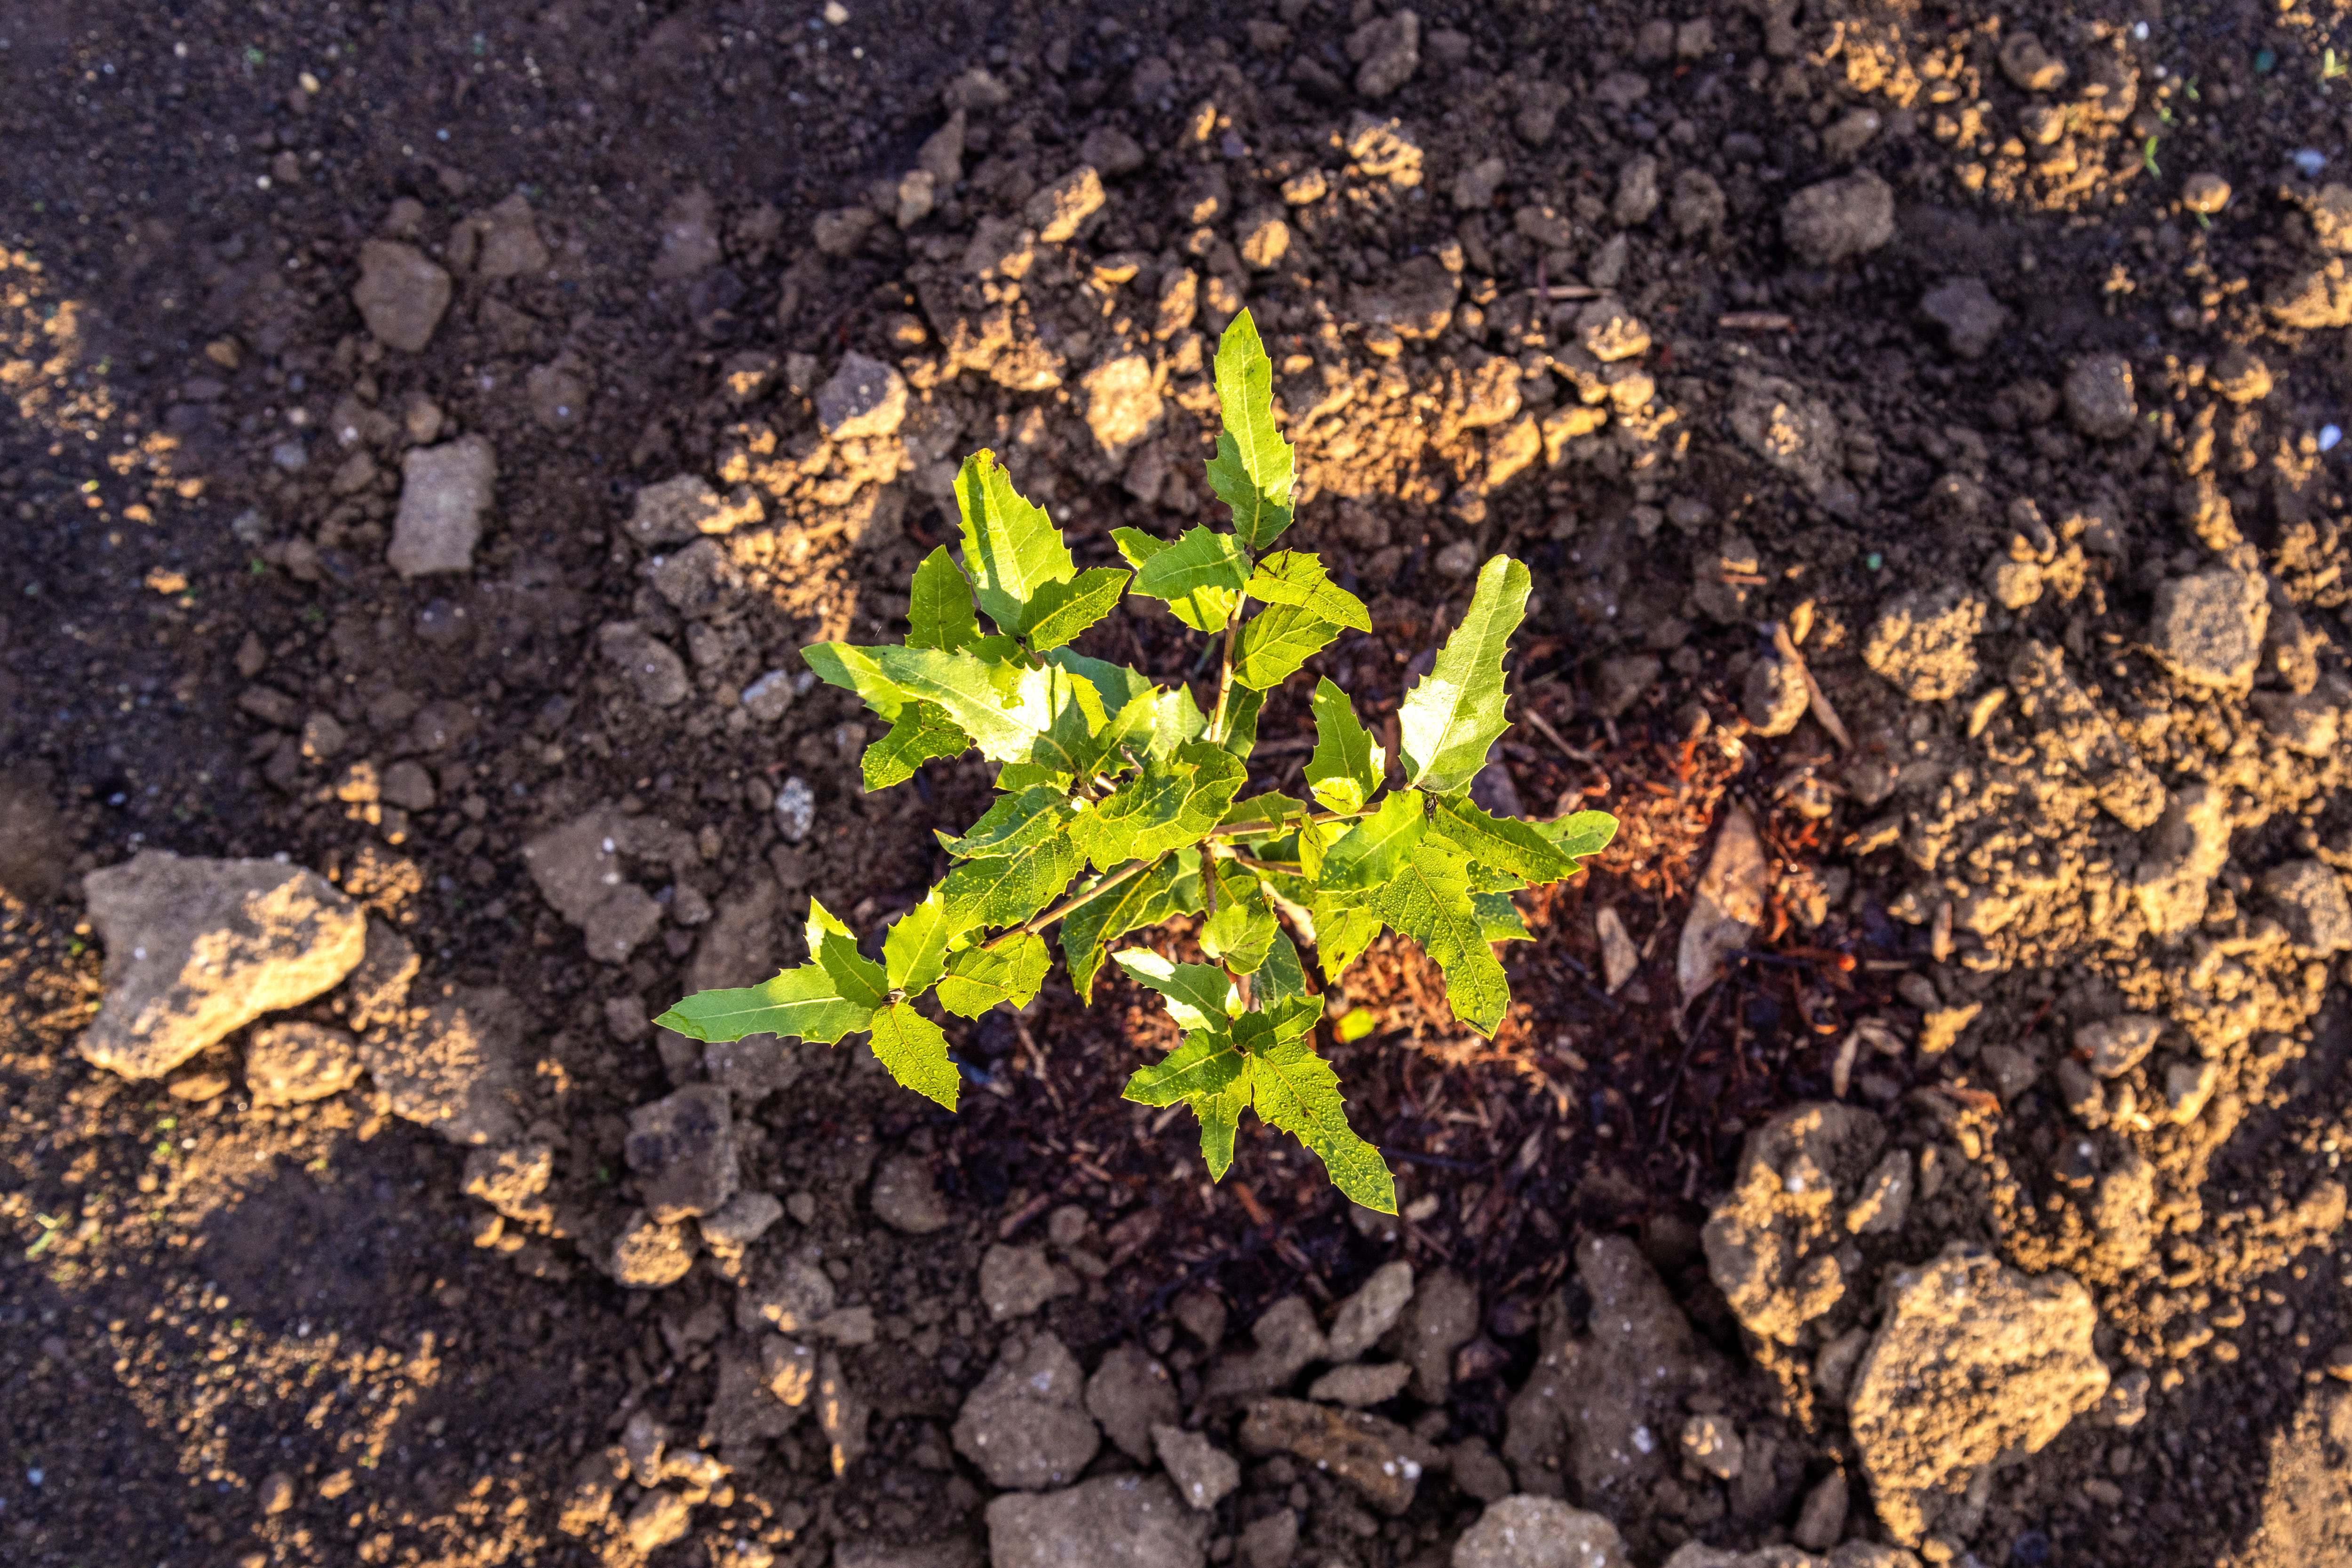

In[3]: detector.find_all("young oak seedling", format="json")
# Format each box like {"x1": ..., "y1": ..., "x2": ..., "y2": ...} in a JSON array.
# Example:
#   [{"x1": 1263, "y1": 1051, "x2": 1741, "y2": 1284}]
[{"x1": 658, "y1": 309, "x2": 1616, "y2": 1213}]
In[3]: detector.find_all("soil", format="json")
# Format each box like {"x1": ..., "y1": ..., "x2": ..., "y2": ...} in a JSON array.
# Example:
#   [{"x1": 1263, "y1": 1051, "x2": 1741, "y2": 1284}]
[{"x1": 5, "y1": 2, "x2": 2352, "y2": 1567}]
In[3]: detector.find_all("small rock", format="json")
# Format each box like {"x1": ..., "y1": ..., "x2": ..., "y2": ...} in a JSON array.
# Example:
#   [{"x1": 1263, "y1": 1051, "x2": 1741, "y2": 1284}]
[
  {"x1": 648, "y1": 539, "x2": 735, "y2": 615},
  {"x1": 1239, "y1": 1509, "x2": 1299, "y2": 1568},
  {"x1": 2326, "y1": 1344, "x2": 2352, "y2": 1383},
  {"x1": 1448, "y1": 1436, "x2": 1516, "y2": 1504},
  {"x1": 1681, "y1": 1415, "x2": 1743, "y2": 1481},
  {"x1": 1434, "y1": 539, "x2": 1479, "y2": 579},
  {"x1": 598, "y1": 622, "x2": 692, "y2": 709},
  {"x1": 985, "y1": 1475, "x2": 1208, "y2": 1568},
  {"x1": 1453, "y1": 156, "x2": 1507, "y2": 211},
  {"x1": 352, "y1": 239, "x2": 452, "y2": 352},
  {"x1": 761, "y1": 1337, "x2": 818, "y2": 1408},
  {"x1": 243, "y1": 1021, "x2": 363, "y2": 1106},
  {"x1": 2182, "y1": 174, "x2": 2231, "y2": 214},
  {"x1": 1451, "y1": 1496, "x2": 1629, "y2": 1568},
  {"x1": 1594, "y1": 656, "x2": 1661, "y2": 720},
  {"x1": 1024, "y1": 166, "x2": 1105, "y2": 244},
  {"x1": 651, "y1": 187, "x2": 722, "y2": 278},
  {"x1": 1152, "y1": 1425, "x2": 1240, "y2": 1511},
  {"x1": 624, "y1": 1490, "x2": 692, "y2": 1553},
  {"x1": 812, "y1": 206, "x2": 875, "y2": 258},
  {"x1": 1742, "y1": 656, "x2": 1809, "y2": 737},
  {"x1": 2076, "y1": 1015, "x2": 2164, "y2": 1078},
  {"x1": 979, "y1": 1242, "x2": 1074, "y2": 1321},
  {"x1": 462, "y1": 1141, "x2": 554, "y2": 1223},
  {"x1": 774, "y1": 776, "x2": 816, "y2": 845},
  {"x1": 626, "y1": 1085, "x2": 739, "y2": 1223},
  {"x1": 2209, "y1": 347, "x2": 2273, "y2": 405},
  {"x1": 2063, "y1": 354, "x2": 2137, "y2": 439},
  {"x1": 612, "y1": 1211, "x2": 698, "y2": 1289},
  {"x1": 1087, "y1": 1342, "x2": 1181, "y2": 1463},
  {"x1": 1577, "y1": 299, "x2": 1650, "y2": 362},
  {"x1": 1793, "y1": 1468, "x2": 1848, "y2": 1550},
  {"x1": 2135, "y1": 783, "x2": 2233, "y2": 936},
  {"x1": 1595, "y1": 906, "x2": 1639, "y2": 992},
  {"x1": 258, "y1": 1472, "x2": 296, "y2": 1516},
  {"x1": 1702, "y1": 1103, "x2": 1886, "y2": 1345},
  {"x1": 1172, "y1": 1290, "x2": 1228, "y2": 1348},
  {"x1": 1328, "y1": 1261, "x2": 1415, "y2": 1360},
  {"x1": 380, "y1": 760, "x2": 438, "y2": 812},
  {"x1": 1612, "y1": 154, "x2": 1660, "y2": 227},
  {"x1": 627, "y1": 474, "x2": 765, "y2": 546},
  {"x1": 1307, "y1": 1361, "x2": 1413, "y2": 1407},
  {"x1": 1998, "y1": 31, "x2": 2068, "y2": 92},
  {"x1": 1862, "y1": 587, "x2": 1986, "y2": 703},
  {"x1": 1781, "y1": 169, "x2": 1894, "y2": 266},
  {"x1": 816, "y1": 353, "x2": 909, "y2": 441},
  {"x1": 2164, "y1": 1057, "x2": 2221, "y2": 1124},
  {"x1": 1920, "y1": 277, "x2": 2008, "y2": 359},
  {"x1": 389, "y1": 436, "x2": 496, "y2": 579},
  {"x1": 2259, "y1": 861, "x2": 2352, "y2": 954},
  {"x1": 1238, "y1": 1398, "x2": 1438, "y2": 1516},
  {"x1": 747, "y1": 1253, "x2": 836, "y2": 1333},
  {"x1": 2149, "y1": 570, "x2": 2268, "y2": 688},
  {"x1": 80, "y1": 851, "x2": 367, "y2": 1079},
  {"x1": 1349, "y1": 8, "x2": 1420, "y2": 99},
  {"x1": 1985, "y1": 558, "x2": 2043, "y2": 610},
  {"x1": 1843, "y1": 1149, "x2": 1915, "y2": 1235},
  {"x1": 1236, "y1": 209, "x2": 1290, "y2": 271},
  {"x1": 1081, "y1": 126, "x2": 1144, "y2": 176},
  {"x1": 817, "y1": 1350, "x2": 870, "y2": 1474},
  {"x1": 1204, "y1": 1294, "x2": 1330, "y2": 1402},
  {"x1": 1080, "y1": 355, "x2": 1163, "y2": 454},
  {"x1": 741, "y1": 670, "x2": 797, "y2": 725},
  {"x1": 1848, "y1": 1250, "x2": 2108, "y2": 1545},
  {"x1": 1727, "y1": 371, "x2": 1844, "y2": 502},
  {"x1": 358, "y1": 986, "x2": 522, "y2": 1144},
  {"x1": 2267, "y1": 259, "x2": 2352, "y2": 330},
  {"x1": 700, "y1": 1190, "x2": 784, "y2": 1248},
  {"x1": 952, "y1": 1331, "x2": 1101, "y2": 1490},
  {"x1": 869, "y1": 1151, "x2": 951, "y2": 1235}
]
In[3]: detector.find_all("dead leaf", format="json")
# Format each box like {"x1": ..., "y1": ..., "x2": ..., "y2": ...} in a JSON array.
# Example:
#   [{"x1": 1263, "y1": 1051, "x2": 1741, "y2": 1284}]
[
  {"x1": 1595, "y1": 906, "x2": 1639, "y2": 993},
  {"x1": 1676, "y1": 805, "x2": 1768, "y2": 1014}
]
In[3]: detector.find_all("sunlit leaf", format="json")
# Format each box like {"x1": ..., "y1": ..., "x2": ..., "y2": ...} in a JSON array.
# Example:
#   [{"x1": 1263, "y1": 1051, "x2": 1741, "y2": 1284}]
[
  {"x1": 655, "y1": 965, "x2": 872, "y2": 1045},
  {"x1": 883, "y1": 890, "x2": 954, "y2": 995},
  {"x1": 955, "y1": 448, "x2": 1074, "y2": 636},
  {"x1": 1113, "y1": 949, "x2": 1238, "y2": 1032},
  {"x1": 868, "y1": 1001, "x2": 960, "y2": 1110},
  {"x1": 1246, "y1": 551, "x2": 1370, "y2": 632},
  {"x1": 1427, "y1": 794, "x2": 1577, "y2": 884},
  {"x1": 1304, "y1": 677, "x2": 1384, "y2": 815},
  {"x1": 1119, "y1": 525, "x2": 1250, "y2": 635},
  {"x1": 1233, "y1": 604, "x2": 1339, "y2": 690},
  {"x1": 1374, "y1": 836, "x2": 1509, "y2": 1036},
  {"x1": 907, "y1": 545, "x2": 982, "y2": 651},
  {"x1": 1396, "y1": 554, "x2": 1531, "y2": 794},
  {"x1": 863, "y1": 701, "x2": 970, "y2": 790},
  {"x1": 1205, "y1": 311, "x2": 1296, "y2": 552},
  {"x1": 935, "y1": 931, "x2": 1052, "y2": 1017},
  {"x1": 1021, "y1": 567, "x2": 1130, "y2": 652},
  {"x1": 1319, "y1": 789, "x2": 1426, "y2": 891}
]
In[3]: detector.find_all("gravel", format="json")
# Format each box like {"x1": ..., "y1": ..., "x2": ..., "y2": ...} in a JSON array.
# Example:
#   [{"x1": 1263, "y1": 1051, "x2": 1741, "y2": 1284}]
[
  {"x1": 352, "y1": 239, "x2": 452, "y2": 351},
  {"x1": 388, "y1": 436, "x2": 496, "y2": 578}
]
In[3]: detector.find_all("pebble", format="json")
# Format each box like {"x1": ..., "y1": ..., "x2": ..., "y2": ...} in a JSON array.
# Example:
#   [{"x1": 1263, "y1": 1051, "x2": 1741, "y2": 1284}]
[
  {"x1": 244, "y1": 1021, "x2": 364, "y2": 1106},
  {"x1": 2164, "y1": 1058, "x2": 2221, "y2": 1124},
  {"x1": 1780, "y1": 169, "x2": 1894, "y2": 266},
  {"x1": 699, "y1": 1190, "x2": 785, "y2": 1249},
  {"x1": 1202, "y1": 1295, "x2": 1330, "y2": 1401},
  {"x1": 1919, "y1": 277, "x2": 2009, "y2": 359},
  {"x1": 624, "y1": 1490, "x2": 692, "y2": 1553},
  {"x1": 352, "y1": 239, "x2": 452, "y2": 352},
  {"x1": 1079, "y1": 354, "x2": 1162, "y2": 453},
  {"x1": 652, "y1": 186, "x2": 722, "y2": 279},
  {"x1": 2148, "y1": 569, "x2": 2268, "y2": 688},
  {"x1": 1680, "y1": 1414, "x2": 1743, "y2": 1480},
  {"x1": 611, "y1": 1211, "x2": 698, "y2": 1289},
  {"x1": 815, "y1": 353, "x2": 909, "y2": 441},
  {"x1": 952, "y1": 1331, "x2": 1101, "y2": 1489},
  {"x1": 2182, "y1": 174, "x2": 2232, "y2": 214},
  {"x1": 80, "y1": 852, "x2": 366, "y2": 1080},
  {"x1": 985, "y1": 1475, "x2": 1207, "y2": 1568},
  {"x1": 1576, "y1": 299, "x2": 1650, "y2": 362},
  {"x1": 1087, "y1": 1342, "x2": 1182, "y2": 1463},
  {"x1": 625, "y1": 1085, "x2": 740, "y2": 1222},
  {"x1": 2063, "y1": 354, "x2": 2137, "y2": 439},
  {"x1": 1239, "y1": 1509, "x2": 1298, "y2": 1568},
  {"x1": 627, "y1": 474, "x2": 764, "y2": 546},
  {"x1": 1349, "y1": 8, "x2": 1419, "y2": 99},
  {"x1": 1741, "y1": 655, "x2": 1809, "y2": 736},
  {"x1": 869, "y1": 1150, "x2": 952, "y2": 1235},
  {"x1": 1151, "y1": 1424, "x2": 1240, "y2": 1511},
  {"x1": 2075, "y1": 1015, "x2": 2164, "y2": 1078},
  {"x1": 1327, "y1": 1261, "x2": 1415, "y2": 1361},
  {"x1": 1998, "y1": 31, "x2": 2068, "y2": 92},
  {"x1": 1306, "y1": 1361, "x2": 1413, "y2": 1407},
  {"x1": 388, "y1": 436, "x2": 497, "y2": 579},
  {"x1": 979, "y1": 1242, "x2": 1075, "y2": 1321},
  {"x1": 598, "y1": 622, "x2": 692, "y2": 709},
  {"x1": 1450, "y1": 1495, "x2": 1629, "y2": 1568},
  {"x1": 2258, "y1": 861, "x2": 2352, "y2": 954},
  {"x1": 1023, "y1": 166, "x2": 1105, "y2": 244},
  {"x1": 1236, "y1": 1398, "x2": 1437, "y2": 1516},
  {"x1": 1843, "y1": 1149, "x2": 1915, "y2": 1235},
  {"x1": 461, "y1": 1142, "x2": 553, "y2": 1223},
  {"x1": 774, "y1": 777, "x2": 816, "y2": 845},
  {"x1": 1793, "y1": 1469, "x2": 1850, "y2": 1550}
]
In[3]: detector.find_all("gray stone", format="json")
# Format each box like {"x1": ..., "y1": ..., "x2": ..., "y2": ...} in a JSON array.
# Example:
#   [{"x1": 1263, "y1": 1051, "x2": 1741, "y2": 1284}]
[
  {"x1": 1998, "y1": 31, "x2": 2068, "y2": 91},
  {"x1": 2133, "y1": 783, "x2": 2230, "y2": 936},
  {"x1": 1844, "y1": 1150, "x2": 1914, "y2": 1236},
  {"x1": 1307, "y1": 1361, "x2": 1413, "y2": 1407},
  {"x1": 1921, "y1": 275, "x2": 2008, "y2": 359},
  {"x1": 1238, "y1": 1510, "x2": 1298, "y2": 1568},
  {"x1": 1392, "y1": 1267, "x2": 1479, "y2": 1403},
  {"x1": 652, "y1": 186, "x2": 722, "y2": 278},
  {"x1": 1349, "y1": 8, "x2": 1419, "y2": 99},
  {"x1": 1151, "y1": 1424, "x2": 1239, "y2": 1511},
  {"x1": 626, "y1": 474, "x2": 764, "y2": 546},
  {"x1": 700, "y1": 1190, "x2": 784, "y2": 1248},
  {"x1": 357, "y1": 985, "x2": 523, "y2": 1144},
  {"x1": 598, "y1": 621, "x2": 691, "y2": 709},
  {"x1": 2260, "y1": 860, "x2": 2352, "y2": 954},
  {"x1": 1204, "y1": 1294, "x2": 1329, "y2": 1401},
  {"x1": 626, "y1": 1085, "x2": 739, "y2": 1223},
  {"x1": 611, "y1": 1211, "x2": 697, "y2": 1289},
  {"x1": 817, "y1": 1349, "x2": 871, "y2": 1474},
  {"x1": 1086, "y1": 1343, "x2": 1180, "y2": 1464},
  {"x1": 244, "y1": 1021, "x2": 364, "y2": 1105},
  {"x1": 1781, "y1": 170, "x2": 1894, "y2": 266},
  {"x1": 817, "y1": 353, "x2": 910, "y2": 441},
  {"x1": 1450, "y1": 1496, "x2": 1628, "y2": 1568},
  {"x1": 870, "y1": 1151, "x2": 952, "y2": 1235},
  {"x1": 985, "y1": 1475, "x2": 1207, "y2": 1568},
  {"x1": 953, "y1": 1331, "x2": 1100, "y2": 1489},
  {"x1": 1848, "y1": 1249, "x2": 2107, "y2": 1546},
  {"x1": 648, "y1": 538, "x2": 735, "y2": 615},
  {"x1": 2251, "y1": 691, "x2": 2340, "y2": 757},
  {"x1": 746, "y1": 1253, "x2": 835, "y2": 1333},
  {"x1": 1794, "y1": 1469, "x2": 1849, "y2": 1550},
  {"x1": 1577, "y1": 299, "x2": 1650, "y2": 362},
  {"x1": 1327, "y1": 1260, "x2": 1415, "y2": 1361},
  {"x1": 459, "y1": 192, "x2": 550, "y2": 279},
  {"x1": 1680, "y1": 1415, "x2": 1743, "y2": 1481},
  {"x1": 2165, "y1": 1057, "x2": 2221, "y2": 1124},
  {"x1": 389, "y1": 436, "x2": 496, "y2": 578},
  {"x1": 352, "y1": 239, "x2": 452, "y2": 351},
  {"x1": 522, "y1": 804, "x2": 668, "y2": 964},
  {"x1": 742, "y1": 670, "x2": 797, "y2": 724},
  {"x1": 2075, "y1": 1014, "x2": 2164, "y2": 1078},
  {"x1": 2064, "y1": 354, "x2": 2137, "y2": 439},
  {"x1": 1238, "y1": 1398, "x2": 1438, "y2": 1516},
  {"x1": 80, "y1": 851, "x2": 367, "y2": 1079},
  {"x1": 1449, "y1": 1436, "x2": 1517, "y2": 1504},
  {"x1": 979, "y1": 1242, "x2": 1075, "y2": 1322}
]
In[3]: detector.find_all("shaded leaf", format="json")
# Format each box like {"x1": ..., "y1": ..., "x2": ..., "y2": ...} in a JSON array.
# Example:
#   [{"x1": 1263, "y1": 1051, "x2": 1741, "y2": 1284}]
[
  {"x1": 1150, "y1": 683, "x2": 1210, "y2": 760},
  {"x1": 1230, "y1": 993, "x2": 1324, "y2": 1054},
  {"x1": 1200, "y1": 861, "x2": 1279, "y2": 974},
  {"x1": 1059, "y1": 850, "x2": 1204, "y2": 1003},
  {"x1": 1396, "y1": 554, "x2": 1532, "y2": 794},
  {"x1": 1539, "y1": 809, "x2": 1621, "y2": 863},
  {"x1": 936, "y1": 932, "x2": 1052, "y2": 1018},
  {"x1": 815, "y1": 927, "x2": 889, "y2": 1011},
  {"x1": 1021, "y1": 567, "x2": 1131, "y2": 652},
  {"x1": 1205, "y1": 311, "x2": 1296, "y2": 552},
  {"x1": 1246, "y1": 551, "x2": 1370, "y2": 632},
  {"x1": 1304, "y1": 677, "x2": 1384, "y2": 814},
  {"x1": 803, "y1": 641, "x2": 909, "y2": 722},
  {"x1": 1120, "y1": 525, "x2": 1249, "y2": 635},
  {"x1": 863, "y1": 701, "x2": 971, "y2": 791},
  {"x1": 1254, "y1": 929, "x2": 1311, "y2": 1004},
  {"x1": 1216, "y1": 684, "x2": 1265, "y2": 760},
  {"x1": 1043, "y1": 649, "x2": 1157, "y2": 715},
  {"x1": 1427, "y1": 794, "x2": 1576, "y2": 884},
  {"x1": 907, "y1": 546, "x2": 982, "y2": 651},
  {"x1": 1319, "y1": 789, "x2": 1427, "y2": 891},
  {"x1": 1374, "y1": 836, "x2": 1509, "y2": 1036},
  {"x1": 1471, "y1": 890, "x2": 1530, "y2": 942},
  {"x1": 1310, "y1": 900, "x2": 1385, "y2": 984},
  {"x1": 1068, "y1": 741, "x2": 1246, "y2": 872},
  {"x1": 869, "y1": 1001, "x2": 960, "y2": 1110},
  {"x1": 1233, "y1": 604, "x2": 1339, "y2": 690},
  {"x1": 1025, "y1": 663, "x2": 1110, "y2": 777},
  {"x1": 956, "y1": 449, "x2": 1074, "y2": 636},
  {"x1": 938, "y1": 785, "x2": 1074, "y2": 859}
]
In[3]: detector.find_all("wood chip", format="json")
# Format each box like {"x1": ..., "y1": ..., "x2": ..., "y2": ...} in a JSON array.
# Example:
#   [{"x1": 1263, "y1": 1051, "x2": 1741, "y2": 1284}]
[
  {"x1": 1771, "y1": 620, "x2": 1851, "y2": 750},
  {"x1": 1718, "y1": 311, "x2": 1795, "y2": 331}
]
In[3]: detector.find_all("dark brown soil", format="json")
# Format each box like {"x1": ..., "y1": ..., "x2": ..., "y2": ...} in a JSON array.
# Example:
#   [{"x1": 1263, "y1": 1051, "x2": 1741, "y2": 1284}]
[{"x1": 6, "y1": 3, "x2": 2352, "y2": 1566}]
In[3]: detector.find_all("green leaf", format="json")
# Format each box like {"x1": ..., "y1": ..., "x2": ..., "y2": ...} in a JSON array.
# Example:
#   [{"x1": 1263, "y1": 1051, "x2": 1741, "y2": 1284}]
[
  {"x1": 941, "y1": 831, "x2": 1085, "y2": 932},
  {"x1": 1150, "y1": 683, "x2": 1210, "y2": 759},
  {"x1": 1539, "y1": 809, "x2": 1621, "y2": 863},
  {"x1": 1021, "y1": 567, "x2": 1130, "y2": 652},
  {"x1": 1219, "y1": 792, "x2": 1310, "y2": 839},
  {"x1": 655, "y1": 965, "x2": 874, "y2": 1045},
  {"x1": 936, "y1": 932, "x2": 1052, "y2": 1017},
  {"x1": 1069, "y1": 741, "x2": 1248, "y2": 872},
  {"x1": 956, "y1": 449, "x2": 1075, "y2": 636},
  {"x1": 1254, "y1": 928, "x2": 1311, "y2": 1004},
  {"x1": 1194, "y1": 1079, "x2": 1248, "y2": 1180},
  {"x1": 1025, "y1": 664, "x2": 1110, "y2": 777},
  {"x1": 1200, "y1": 861, "x2": 1279, "y2": 974},
  {"x1": 1043, "y1": 649, "x2": 1157, "y2": 716},
  {"x1": 1246, "y1": 1034, "x2": 1394, "y2": 1212},
  {"x1": 1112, "y1": 949, "x2": 1237, "y2": 1032},
  {"x1": 863, "y1": 701, "x2": 971, "y2": 790},
  {"x1": 1396, "y1": 554, "x2": 1533, "y2": 794},
  {"x1": 849, "y1": 645, "x2": 1057, "y2": 764},
  {"x1": 1078, "y1": 691, "x2": 1160, "y2": 780},
  {"x1": 803, "y1": 641, "x2": 909, "y2": 721},
  {"x1": 1472, "y1": 890, "x2": 1530, "y2": 942},
  {"x1": 1121, "y1": 525, "x2": 1250, "y2": 635},
  {"x1": 938, "y1": 786, "x2": 1074, "y2": 858},
  {"x1": 1319, "y1": 789, "x2": 1427, "y2": 892},
  {"x1": 1304, "y1": 677, "x2": 1385, "y2": 815},
  {"x1": 1231, "y1": 993, "x2": 1324, "y2": 1055},
  {"x1": 816, "y1": 927, "x2": 889, "y2": 1011},
  {"x1": 1332, "y1": 1008, "x2": 1376, "y2": 1044},
  {"x1": 868, "y1": 1001, "x2": 960, "y2": 1111},
  {"x1": 1374, "y1": 836, "x2": 1510, "y2": 1037},
  {"x1": 883, "y1": 891, "x2": 954, "y2": 995},
  {"x1": 1205, "y1": 311, "x2": 1296, "y2": 553},
  {"x1": 907, "y1": 546, "x2": 982, "y2": 651},
  {"x1": 994, "y1": 760, "x2": 1074, "y2": 794},
  {"x1": 1310, "y1": 900, "x2": 1385, "y2": 984},
  {"x1": 1233, "y1": 604, "x2": 1339, "y2": 690},
  {"x1": 1123, "y1": 1029, "x2": 1248, "y2": 1106},
  {"x1": 1059, "y1": 850, "x2": 1205, "y2": 1003},
  {"x1": 1426, "y1": 795, "x2": 1577, "y2": 884},
  {"x1": 1246, "y1": 551, "x2": 1370, "y2": 632},
  {"x1": 1216, "y1": 684, "x2": 1265, "y2": 760},
  {"x1": 806, "y1": 897, "x2": 854, "y2": 950}
]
